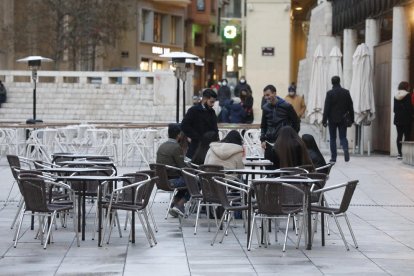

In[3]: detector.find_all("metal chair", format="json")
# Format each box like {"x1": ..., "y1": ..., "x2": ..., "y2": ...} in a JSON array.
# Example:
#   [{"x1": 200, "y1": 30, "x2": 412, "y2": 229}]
[
  {"x1": 101, "y1": 177, "x2": 157, "y2": 247},
  {"x1": 181, "y1": 168, "x2": 204, "y2": 234},
  {"x1": 14, "y1": 176, "x2": 79, "y2": 249},
  {"x1": 149, "y1": 163, "x2": 187, "y2": 219},
  {"x1": 310, "y1": 180, "x2": 359, "y2": 251},
  {"x1": 249, "y1": 180, "x2": 305, "y2": 252}
]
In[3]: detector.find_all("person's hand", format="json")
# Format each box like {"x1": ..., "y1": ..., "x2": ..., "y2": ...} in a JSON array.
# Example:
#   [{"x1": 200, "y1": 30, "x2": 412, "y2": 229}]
[
  {"x1": 187, "y1": 137, "x2": 192, "y2": 143},
  {"x1": 261, "y1": 141, "x2": 266, "y2": 149}
]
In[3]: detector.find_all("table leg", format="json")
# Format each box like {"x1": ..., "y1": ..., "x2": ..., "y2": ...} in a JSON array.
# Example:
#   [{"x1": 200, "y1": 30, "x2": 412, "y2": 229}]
[
  {"x1": 321, "y1": 195, "x2": 325, "y2": 246},
  {"x1": 98, "y1": 184, "x2": 102, "y2": 246},
  {"x1": 131, "y1": 212, "x2": 135, "y2": 243},
  {"x1": 306, "y1": 192, "x2": 312, "y2": 250},
  {"x1": 82, "y1": 184, "x2": 86, "y2": 241},
  {"x1": 78, "y1": 190, "x2": 81, "y2": 234},
  {"x1": 247, "y1": 190, "x2": 252, "y2": 248}
]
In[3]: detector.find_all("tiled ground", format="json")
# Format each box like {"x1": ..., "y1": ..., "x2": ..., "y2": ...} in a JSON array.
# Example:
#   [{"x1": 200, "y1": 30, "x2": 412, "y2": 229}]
[{"x1": 0, "y1": 153, "x2": 414, "y2": 275}]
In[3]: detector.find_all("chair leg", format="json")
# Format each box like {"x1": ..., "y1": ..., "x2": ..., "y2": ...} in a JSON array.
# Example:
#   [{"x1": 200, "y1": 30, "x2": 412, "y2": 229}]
[
  {"x1": 211, "y1": 210, "x2": 227, "y2": 246},
  {"x1": 44, "y1": 212, "x2": 56, "y2": 249},
  {"x1": 220, "y1": 212, "x2": 233, "y2": 244},
  {"x1": 143, "y1": 210, "x2": 157, "y2": 245},
  {"x1": 344, "y1": 213, "x2": 358, "y2": 248},
  {"x1": 248, "y1": 214, "x2": 256, "y2": 251},
  {"x1": 13, "y1": 211, "x2": 25, "y2": 247},
  {"x1": 115, "y1": 212, "x2": 122, "y2": 238},
  {"x1": 332, "y1": 214, "x2": 350, "y2": 251},
  {"x1": 137, "y1": 212, "x2": 153, "y2": 247},
  {"x1": 283, "y1": 215, "x2": 291, "y2": 252},
  {"x1": 4, "y1": 180, "x2": 16, "y2": 206},
  {"x1": 194, "y1": 200, "x2": 201, "y2": 235},
  {"x1": 326, "y1": 214, "x2": 331, "y2": 235},
  {"x1": 124, "y1": 213, "x2": 129, "y2": 231},
  {"x1": 10, "y1": 198, "x2": 24, "y2": 229},
  {"x1": 147, "y1": 207, "x2": 158, "y2": 233},
  {"x1": 296, "y1": 215, "x2": 305, "y2": 249},
  {"x1": 165, "y1": 189, "x2": 177, "y2": 219},
  {"x1": 72, "y1": 207, "x2": 80, "y2": 247}
]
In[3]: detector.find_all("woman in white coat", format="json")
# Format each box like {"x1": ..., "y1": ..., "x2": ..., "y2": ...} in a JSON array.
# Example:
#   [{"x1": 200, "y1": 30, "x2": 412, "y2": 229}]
[{"x1": 204, "y1": 130, "x2": 244, "y2": 169}]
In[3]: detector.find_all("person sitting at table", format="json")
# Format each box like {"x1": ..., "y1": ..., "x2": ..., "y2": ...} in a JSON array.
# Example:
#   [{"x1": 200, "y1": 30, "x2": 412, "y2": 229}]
[
  {"x1": 191, "y1": 131, "x2": 220, "y2": 166},
  {"x1": 156, "y1": 123, "x2": 189, "y2": 217},
  {"x1": 302, "y1": 134, "x2": 327, "y2": 169},
  {"x1": 204, "y1": 130, "x2": 244, "y2": 169},
  {"x1": 271, "y1": 126, "x2": 312, "y2": 169}
]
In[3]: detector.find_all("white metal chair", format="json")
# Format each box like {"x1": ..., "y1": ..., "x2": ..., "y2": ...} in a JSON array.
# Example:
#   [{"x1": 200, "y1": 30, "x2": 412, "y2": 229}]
[{"x1": 243, "y1": 129, "x2": 263, "y2": 157}]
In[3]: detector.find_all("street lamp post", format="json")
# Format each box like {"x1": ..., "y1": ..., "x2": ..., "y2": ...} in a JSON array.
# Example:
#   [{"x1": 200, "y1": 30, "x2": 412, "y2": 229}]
[
  {"x1": 17, "y1": 56, "x2": 53, "y2": 124},
  {"x1": 160, "y1": 52, "x2": 199, "y2": 123}
]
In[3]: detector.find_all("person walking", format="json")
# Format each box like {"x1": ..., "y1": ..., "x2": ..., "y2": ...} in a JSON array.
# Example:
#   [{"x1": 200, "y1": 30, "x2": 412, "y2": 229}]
[
  {"x1": 322, "y1": 76, "x2": 354, "y2": 162},
  {"x1": 217, "y1": 78, "x2": 231, "y2": 122},
  {"x1": 393, "y1": 81, "x2": 412, "y2": 159},
  {"x1": 284, "y1": 85, "x2": 306, "y2": 118},
  {"x1": 260, "y1": 84, "x2": 300, "y2": 162},
  {"x1": 181, "y1": 88, "x2": 218, "y2": 158},
  {"x1": 240, "y1": 88, "x2": 254, "y2": 123}
]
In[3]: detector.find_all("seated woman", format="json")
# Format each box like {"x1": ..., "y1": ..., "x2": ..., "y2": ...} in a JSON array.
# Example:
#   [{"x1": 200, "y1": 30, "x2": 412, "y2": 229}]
[
  {"x1": 204, "y1": 130, "x2": 244, "y2": 169},
  {"x1": 302, "y1": 134, "x2": 327, "y2": 169},
  {"x1": 272, "y1": 126, "x2": 313, "y2": 169},
  {"x1": 191, "y1": 131, "x2": 220, "y2": 166}
]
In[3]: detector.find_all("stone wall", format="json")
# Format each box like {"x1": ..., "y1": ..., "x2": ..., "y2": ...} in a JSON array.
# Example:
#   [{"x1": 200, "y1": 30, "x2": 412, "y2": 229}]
[{"x1": 0, "y1": 70, "x2": 194, "y2": 123}]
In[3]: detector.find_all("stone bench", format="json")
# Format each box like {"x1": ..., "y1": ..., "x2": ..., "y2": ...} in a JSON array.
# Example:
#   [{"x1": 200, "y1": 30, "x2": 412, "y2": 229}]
[{"x1": 402, "y1": 141, "x2": 414, "y2": 165}]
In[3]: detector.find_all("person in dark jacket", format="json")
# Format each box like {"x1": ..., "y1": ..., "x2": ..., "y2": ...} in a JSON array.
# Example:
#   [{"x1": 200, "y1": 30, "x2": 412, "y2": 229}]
[
  {"x1": 234, "y1": 76, "x2": 252, "y2": 97},
  {"x1": 260, "y1": 84, "x2": 300, "y2": 161},
  {"x1": 393, "y1": 81, "x2": 413, "y2": 159},
  {"x1": 0, "y1": 80, "x2": 7, "y2": 107},
  {"x1": 322, "y1": 76, "x2": 354, "y2": 163},
  {"x1": 240, "y1": 88, "x2": 254, "y2": 123},
  {"x1": 217, "y1": 79, "x2": 231, "y2": 122},
  {"x1": 181, "y1": 88, "x2": 218, "y2": 158},
  {"x1": 191, "y1": 131, "x2": 220, "y2": 165},
  {"x1": 302, "y1": 134, "x2": 327, "y2": 169},
  {"x1": 227, "y1": 97, "x2": 246, "y2": 123}
]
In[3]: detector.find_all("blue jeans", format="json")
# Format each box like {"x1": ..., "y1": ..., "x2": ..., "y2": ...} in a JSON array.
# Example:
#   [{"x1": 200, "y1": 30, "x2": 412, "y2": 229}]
[
  {"x1": 169, "y1": 177, "x2": 189, "y2": 201},
  {"x1": 328, "y1": 122, "x2": 348, "y2": 161}
]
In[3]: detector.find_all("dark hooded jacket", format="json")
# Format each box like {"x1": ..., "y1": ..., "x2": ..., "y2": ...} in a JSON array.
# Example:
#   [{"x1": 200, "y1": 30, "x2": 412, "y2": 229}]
[{"x1": 260, "y1": 97, "x2": 300, "y2": 142}]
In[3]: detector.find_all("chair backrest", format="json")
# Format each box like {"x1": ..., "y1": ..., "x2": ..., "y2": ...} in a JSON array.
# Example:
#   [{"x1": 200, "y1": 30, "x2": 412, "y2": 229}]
[
  {"x1": 252, "y1": 181, "x2": 304, "y2": 215},
  {"x1": 181, "y1": 168, "x2": 202, "y2": 197},
  {"x1": 276, "y1": 175, "x2": 309, "y2": 205},
  {"x1": 198, "y1": 172, "x2": 225, "y2": 204},
  {"x1": 212, "y1": 176, "x2": 243, "y2": 209},
  {"x1": 280, "y1": 167, "x2": 309, "y2": 175},
  {"x1": 297, "y1": 164, "x2": 315, "y2": 173},
  {"x1": 18, "y1": 177, "x2": 49, "y2": 213},
  {"x1": 315, "y1": 162, "x2": 335, "y2": 176},
  {"x1": 198, "y1": 164, "x2": 224, "y2": 172},
  {"x1": 149, "y1": 163, "x2": 174, "y2": 191},
  {"x1": 338, "y1": 180, "x2": 358, "y2": 213},
  {"x1": 122, "y1": 172, "x2": 152, "y2": 202},
  {"x1": 135, "y1": 178, "x2": 157, "y2": 209},
  {"x1": 7, "y1": 154, "x2": 21, "y2": 180}
]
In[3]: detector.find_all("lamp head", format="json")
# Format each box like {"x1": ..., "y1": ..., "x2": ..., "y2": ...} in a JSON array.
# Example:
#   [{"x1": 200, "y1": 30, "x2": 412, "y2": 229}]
[{"x1": 16, "y1": 56, "x2": 53, "y2": 70}]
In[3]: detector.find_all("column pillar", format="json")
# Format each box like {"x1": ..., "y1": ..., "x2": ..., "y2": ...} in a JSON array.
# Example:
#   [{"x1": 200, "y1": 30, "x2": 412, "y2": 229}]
[
  {"x1": 343, "y1": 29, "x2": 357, "y2": 150},
  {"x1": 391, "y1": 6, "x2": 410, "y2": 156},
  {"x1": 363, "y1": 18, "x2": 380, "y2": 155}
]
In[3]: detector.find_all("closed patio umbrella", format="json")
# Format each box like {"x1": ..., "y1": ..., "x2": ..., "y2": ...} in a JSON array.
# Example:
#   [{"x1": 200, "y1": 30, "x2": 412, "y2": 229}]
[
  {"x1": 327, "y1": 46, "x2": 343, "y2": 84},
  {"x1": 307, "y1": 45, "x2": 327, "y2": 125},
  {"x1": 349, "y1": 43, "x2": 375, "y2": 125}
]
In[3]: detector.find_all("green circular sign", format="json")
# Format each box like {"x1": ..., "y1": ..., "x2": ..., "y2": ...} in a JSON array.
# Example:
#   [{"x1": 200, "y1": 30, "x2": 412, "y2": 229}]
[{"x1": 224, "y1": 25, "x2": 237, "y2": 39}]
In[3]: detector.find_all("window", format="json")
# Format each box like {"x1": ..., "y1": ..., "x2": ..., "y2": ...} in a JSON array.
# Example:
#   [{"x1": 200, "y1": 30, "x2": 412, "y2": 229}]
[
  {"x1": 154, "y1": 13, "x2": 162, "y2": 43},
  {"x1": 141, "y1": 9, "x2": 151, "y2": 41},
  {"x1": 194, "y1": 33, "x2": 203, "y2": 47},
  {"x1": 197, "y1": 0, "x2": 205, "y2": 11},
  {"x1": 152, "y1": 61, "x2": 163, "y2": 71},
  {"x1": 140, "y1": 58, "x2": 150, "y2": 71}
]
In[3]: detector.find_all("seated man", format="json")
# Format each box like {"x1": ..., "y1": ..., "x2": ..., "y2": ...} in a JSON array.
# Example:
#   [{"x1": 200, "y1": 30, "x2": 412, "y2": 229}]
[{"x1": 156, "y1": 123, "x2": 188, "y2": 217}]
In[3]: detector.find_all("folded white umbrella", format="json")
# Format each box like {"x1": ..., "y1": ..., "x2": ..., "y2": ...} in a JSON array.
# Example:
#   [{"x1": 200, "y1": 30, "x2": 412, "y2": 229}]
[
  {"x1": 327, "y1": 46, "x2": 343, "y2": 83},
  {"x1": 349, "y1": 43, "x2": 376, "y2": 125},
  {"x1": 307, "y1": 45, "x2": 327, "y2": 125}
]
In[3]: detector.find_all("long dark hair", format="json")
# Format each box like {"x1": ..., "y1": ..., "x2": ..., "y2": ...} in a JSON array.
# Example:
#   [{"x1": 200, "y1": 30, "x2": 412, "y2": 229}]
[
  {"x1": 273, "y1": 126, "x2": 312, "y2": 168},
  {"x1": 302, "y1": 134, "x2": 326, "y2": 167},
  {"x1": 221, "y1": 130, "x2": 243, "y2": 146},
  {"x1": 191, "y1": 131, "x2": 220, "y2": 165}
]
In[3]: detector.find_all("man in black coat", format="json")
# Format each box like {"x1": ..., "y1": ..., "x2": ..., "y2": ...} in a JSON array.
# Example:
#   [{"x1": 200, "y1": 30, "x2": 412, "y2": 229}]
[
  {"x1": 260, "y1": 84, "x2": 300, "y2": 162},
  {"x1": 322, "y1": 76, "x2": 354, "y2": 162},
  {"x1": 181, "y1": 89, "x2": 218, "y2": 158}
]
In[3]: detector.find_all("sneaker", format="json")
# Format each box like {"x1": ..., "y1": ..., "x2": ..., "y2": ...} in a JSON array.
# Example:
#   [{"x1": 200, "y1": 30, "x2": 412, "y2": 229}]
[
  {"x1": 344, "y1": 150, "x2": 350, "y2": 162},
  {"x1": 397, "y1": 154, "x2": 402, "y2": 160},
  {"x1": 172, "y1": 206, "x2": 184, "y2": 217},
  {"x1": 329, "y1": 159, "x2": 336, "y2": 163},
  {"x1": 169, "y1": 208, "x2": 178, "y2": 218}
]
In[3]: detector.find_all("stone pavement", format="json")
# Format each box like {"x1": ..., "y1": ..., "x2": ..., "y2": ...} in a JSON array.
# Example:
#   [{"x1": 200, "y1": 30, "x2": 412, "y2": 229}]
[{"x1": 0, "y1": 154, "x2": 414, "y2": 275}]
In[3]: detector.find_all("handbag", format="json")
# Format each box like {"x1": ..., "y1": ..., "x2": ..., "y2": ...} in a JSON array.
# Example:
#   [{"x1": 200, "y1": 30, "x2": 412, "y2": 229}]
[{"x1": 343, "y1": 111, "x2": 353, "y2": 127}]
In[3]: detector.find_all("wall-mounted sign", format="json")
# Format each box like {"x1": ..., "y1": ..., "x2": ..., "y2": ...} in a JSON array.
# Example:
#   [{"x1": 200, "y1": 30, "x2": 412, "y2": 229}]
[
  {"x1": 152, "y1": 46, "x2": 170, "y2": 55},
  {"x1": 261, "y1": 47, "x2": 275, "y2": 56}
]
